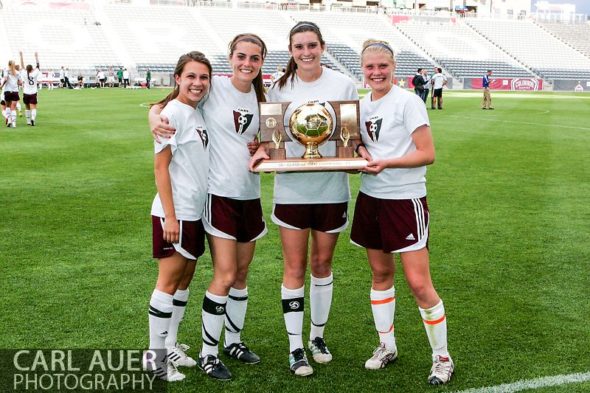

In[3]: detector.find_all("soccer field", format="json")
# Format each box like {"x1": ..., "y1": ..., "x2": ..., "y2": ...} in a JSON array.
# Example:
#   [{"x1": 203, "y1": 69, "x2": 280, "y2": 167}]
[{"x1": 1, "y1": 88, "x2": 589, "y2": 393}]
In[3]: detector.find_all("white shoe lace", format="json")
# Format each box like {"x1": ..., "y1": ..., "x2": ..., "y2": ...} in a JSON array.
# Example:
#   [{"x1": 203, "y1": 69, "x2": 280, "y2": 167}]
[{"x1": 175, "y1": 343, "x2": 190, "y2": 359}]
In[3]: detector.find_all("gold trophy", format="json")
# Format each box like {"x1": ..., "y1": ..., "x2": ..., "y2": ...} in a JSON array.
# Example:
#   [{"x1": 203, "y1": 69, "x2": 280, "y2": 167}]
[{"x1": 254, "y1": 100, "x2": 367, "y2": 172}]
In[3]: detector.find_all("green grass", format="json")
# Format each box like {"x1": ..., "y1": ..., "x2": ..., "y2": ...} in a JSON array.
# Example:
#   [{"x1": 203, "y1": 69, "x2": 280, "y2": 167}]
[{"x1": 1, "y1": 88, "x2": 589, "y2": 392}]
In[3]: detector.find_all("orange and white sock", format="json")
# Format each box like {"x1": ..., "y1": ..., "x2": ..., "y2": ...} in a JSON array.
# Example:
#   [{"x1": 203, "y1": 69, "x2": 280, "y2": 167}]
[
  {"x1": 419, "y1": 300, "x2": 449, "y2": 357},
  {"x1": 370, "y1": 287, "x2": 396, "y2": 350}
]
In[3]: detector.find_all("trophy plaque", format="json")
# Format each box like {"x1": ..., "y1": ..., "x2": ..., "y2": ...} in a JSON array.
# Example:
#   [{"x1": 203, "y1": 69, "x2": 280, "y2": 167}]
[{"x1": 253, "y1": 100, "x2": 367, "y2": 172}]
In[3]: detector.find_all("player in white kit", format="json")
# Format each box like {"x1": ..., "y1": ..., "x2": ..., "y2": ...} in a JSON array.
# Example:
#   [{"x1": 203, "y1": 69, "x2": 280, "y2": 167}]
[
  {"x1": 146, "y1": 51, "x2": 211, "y2": 383},
  {"x1": 1, "y1": 60, "x2": 22, "y2": 128},
  {"x1": 249, "y1": 21, "x2": 359, "y2": 377},
  {"x1": 350, "y1": 39, "x2": 454, "y2": 385},
  {"x1": 20, "y1": 52, "x2": 41, "y2": 126},
  {"x1": 149, "y1": 34, "x2": 268, "y2": 381}
]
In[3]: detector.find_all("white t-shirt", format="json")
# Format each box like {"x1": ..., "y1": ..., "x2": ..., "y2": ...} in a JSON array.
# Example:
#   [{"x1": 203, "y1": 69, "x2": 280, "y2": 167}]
[
  {"x1": 23, "y1": 69, "x2": 40, "y2": 95},
  {"x1": 360, "y1": 85, "x2": 430, "y2": 199},
  {"x1": 203, "y1": 76, "x2": 261, "y2": 200},
  {"x1": 3, "y1": 70, "x2": 20, "y2": 92},
  {"x1": 151, "y1": 99, "x2": 210, "y2": 221},
  {"x1": 268, "y1": 67, "x2": 358, "y2": 204},
  {"x1": 431, "y1": 73, "x2": 447, "y2": 89}
]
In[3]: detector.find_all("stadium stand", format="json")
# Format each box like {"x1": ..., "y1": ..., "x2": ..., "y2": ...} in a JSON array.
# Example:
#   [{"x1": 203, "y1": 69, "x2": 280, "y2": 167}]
[
  {"x1": 2, "y1": 3, "x2": 119, "y2": 72},
  {"x1": 287, "y1": 11, "x2": 437, "y2": 79},
  {"x1": 537, "y1": 22, "x2": 590, "y2": 59},
  {"x1": 1, "y1": 2, "x2": 589, "y2": 88},
  {"x1": 394, "y1": 20, "x2": 534, "y2": 79},
  {"x1": 465, "y1": 19, "x2": 590, "y2": 80}
]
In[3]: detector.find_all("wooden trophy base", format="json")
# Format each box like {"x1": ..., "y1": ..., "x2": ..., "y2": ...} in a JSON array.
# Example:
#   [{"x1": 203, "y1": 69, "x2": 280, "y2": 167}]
[{"x1": 252, "y1": 157, "x2": 368, "y2": 173}]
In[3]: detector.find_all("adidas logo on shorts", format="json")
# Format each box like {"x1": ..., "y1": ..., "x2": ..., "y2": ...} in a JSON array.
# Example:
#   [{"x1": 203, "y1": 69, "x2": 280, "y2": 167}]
[{"x1": 405, "y1": 233, "x2": 416, "y2": 241}]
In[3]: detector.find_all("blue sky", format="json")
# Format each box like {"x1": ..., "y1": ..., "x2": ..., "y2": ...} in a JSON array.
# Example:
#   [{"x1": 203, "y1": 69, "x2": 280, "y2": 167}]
[{"x1": 534, "y1": 0, "x2": 590, "y2": 14}]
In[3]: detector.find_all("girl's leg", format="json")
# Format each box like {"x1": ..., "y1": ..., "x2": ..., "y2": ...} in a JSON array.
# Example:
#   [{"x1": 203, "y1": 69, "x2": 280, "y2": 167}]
[
  {"x1": 307, "y1": 230, "x2": 338, "y2": 363},
  {"x1": 223, "y1": 241, "x2": 259, "y2": 363},
  {"x1": 165, "y1": 261, "x2": 197, "y2": 367},
  {"x1": 280, "y1": 226, "x2": 313, "y2": 376},
  {"x1": 400, "y1": 249, "x2": 453, "y2": 385}
]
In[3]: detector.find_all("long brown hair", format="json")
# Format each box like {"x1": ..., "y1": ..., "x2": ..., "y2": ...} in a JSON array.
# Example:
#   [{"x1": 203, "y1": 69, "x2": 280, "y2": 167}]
[
  {"x1": 152, "y1": 51, "x2": 212, "y2": 108},
  {"x1": 229, "y1": 33, "x2": 267, "y2": 103},
  {"x1": 276, "y1": 21, "x2": 325, "y2": 90}
]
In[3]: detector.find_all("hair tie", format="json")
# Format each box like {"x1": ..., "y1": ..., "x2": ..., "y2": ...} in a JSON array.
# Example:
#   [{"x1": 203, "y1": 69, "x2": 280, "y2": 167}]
[{"x1": 362, "y1": 42, "x2": 394, "y2": 56}]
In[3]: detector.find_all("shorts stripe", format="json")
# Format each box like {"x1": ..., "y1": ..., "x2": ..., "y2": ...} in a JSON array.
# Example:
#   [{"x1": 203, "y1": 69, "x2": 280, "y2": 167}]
[{"x1": 412, "y1": 198, "x2": 425, "y2": 240}]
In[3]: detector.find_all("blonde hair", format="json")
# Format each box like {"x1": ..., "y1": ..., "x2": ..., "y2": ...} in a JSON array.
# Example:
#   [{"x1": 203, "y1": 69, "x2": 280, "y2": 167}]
[
  {"x1": 8, "y1": 60, "x2": 17, "y2": 76},
  {"x1": 361, "y1": 39, "x2": 395, "y2": 66}
]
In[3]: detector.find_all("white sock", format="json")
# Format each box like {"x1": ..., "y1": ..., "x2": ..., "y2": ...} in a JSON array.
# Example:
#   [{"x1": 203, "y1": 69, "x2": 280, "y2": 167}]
[
  {"x1": 25, "y1": 110, "x2": 31, "y2": 124},
  {"x1": 224, "y1": 287, "x2": 248, "y2": 347},
  {"x1": 4, "y1": 108, "x2": 10, "y2": 120},
  {"x1": 31, "y1": 109, "x2": 37, "y2": 121},
  {"x1": 309, "y1": 273, "x2": 333, "y2": 340},
  {"x1": 11, "y1": 111, "x2": 16, "y2": 126},
  {"x1": 419, "y1": 300, "x2": 449, "y2": 358},
  {"x1": 370, "y1": 287, "x2": 397, "y2": 350},
  {"x1": 148, "y1": 289, "x2": 173, "y2": 352},
  {"x1": 200, "y1": 291, "x2": 227, "y2": 357},
  {"x1": 282, "y1": 285, "x2": 304, "y2": 353},
  {"x1": 164, "y1": 289, "x2": 189, "y2": 348}
]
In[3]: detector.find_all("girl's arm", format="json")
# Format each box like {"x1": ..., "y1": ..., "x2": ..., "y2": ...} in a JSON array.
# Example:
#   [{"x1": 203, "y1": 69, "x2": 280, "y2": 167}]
[
  {"x1": 149, "y1": 104, "x2": 176, "y2": 142},
  {"x1": 363, "y1": 125, "x2": 435, "y2": 174},
  {"x1": 154, "y1": 146, "x2": 179, "y2": 243}
]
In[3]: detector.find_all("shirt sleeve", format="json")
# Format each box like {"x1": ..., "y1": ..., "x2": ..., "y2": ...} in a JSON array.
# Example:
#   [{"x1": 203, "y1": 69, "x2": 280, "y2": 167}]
[{"x1": 404, "y1": 94, "x2": 430, "y2": 135}]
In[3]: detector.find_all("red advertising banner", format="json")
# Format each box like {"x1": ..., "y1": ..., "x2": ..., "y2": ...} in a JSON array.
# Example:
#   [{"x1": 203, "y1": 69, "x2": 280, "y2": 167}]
[{"x1": 470, "y1": 78, "x2": 543, "y2": 91}]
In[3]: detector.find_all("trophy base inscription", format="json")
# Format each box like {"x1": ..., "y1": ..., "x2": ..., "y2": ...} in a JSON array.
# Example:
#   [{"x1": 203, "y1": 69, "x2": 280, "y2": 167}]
[{"x1": 253, "y1": 158, "x2": 368, "y2": 173}]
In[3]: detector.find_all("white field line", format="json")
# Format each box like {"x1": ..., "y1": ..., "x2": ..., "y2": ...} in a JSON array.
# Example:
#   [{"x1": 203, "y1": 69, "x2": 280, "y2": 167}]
[
  {"x1": 444, "y1": 114, "x2": 590, "y2": 131},
  {"x1": 453, "y1": 371, "x2": 590, "y2": 393}
]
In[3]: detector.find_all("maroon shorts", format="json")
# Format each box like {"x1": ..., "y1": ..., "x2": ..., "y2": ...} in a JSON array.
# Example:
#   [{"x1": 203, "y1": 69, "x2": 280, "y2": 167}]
[
  {"x1": 152, "y1": 216, "x2": 205, "y2": 260},
  {"x1": 203, "y1": 194, "x2": 267, "y2": 242},
  {"x1": 23, "y1": 93, "x2": 38, "y2": 105},
  {"x1": 351, "y1": 192, "x2": 429, "y2": 253},
  {"x1": 3, "y1": 91, "x2": 19, "y2": 103},
  {"x1": 272, "y1": 202, "x2": 348, "y2": 233}
]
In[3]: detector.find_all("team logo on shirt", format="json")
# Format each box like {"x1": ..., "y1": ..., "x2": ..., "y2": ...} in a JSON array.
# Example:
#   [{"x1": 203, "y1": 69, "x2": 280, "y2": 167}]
[
  {"x1": 196, "y1": 127, "x2": 209, "y2": 148},
  {"x1": 233, "y1": 110, "x2": 254, "y2": 134},
  {"x1": 365, "y1": 118, "x2": 383, "y2": 142}
]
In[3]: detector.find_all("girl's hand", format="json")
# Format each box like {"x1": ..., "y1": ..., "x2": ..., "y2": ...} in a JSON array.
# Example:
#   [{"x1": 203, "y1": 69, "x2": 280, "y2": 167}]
[
  {"x1": 362, "y1": 159, "x2": 387, "y2": 175},
  {"x1": 247, "y1": 137, "x2": 260, "y2": 156},
  {"x1": 163, "y1": 217, "x2": 179, "y2": 244},
  {"x1": 248, "y1": 145, "x2": 270, "y2": 171}
]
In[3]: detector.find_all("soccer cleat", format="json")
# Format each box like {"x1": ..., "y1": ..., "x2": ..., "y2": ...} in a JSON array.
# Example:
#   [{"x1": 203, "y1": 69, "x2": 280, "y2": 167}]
[
  {"x1": 428, "y1": 355, "x2": 454, "y2": 385},
  {"x1": 31, "y1": 120, "x2": 35, "y2": 126},
  {"x1": 198, "y1": 354, "x2": 232, "y2": 380},
  {"x1": 308, "y1": 337, "x2": 332, "y2": 364},
  {"x1": 289, "y1": 348, "x2": 313, "y2": 376},
  {"x1": 364, "y1": 343, "x2": 398, "y2": 370},
  {"x1": 223, "y1": 342, "x2": 260, "y2": 364},
  {"x1": 167, "y1": 343, "x2": 197, "y2": 367},
  {"x1": 148, "y1": 361, "x2": 186, "y2": 382}
]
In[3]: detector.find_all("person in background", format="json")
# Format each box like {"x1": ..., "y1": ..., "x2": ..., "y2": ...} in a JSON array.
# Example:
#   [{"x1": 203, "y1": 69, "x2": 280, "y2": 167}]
[
  {"x1": 481, "y1": 69, "x2": 494, "y2": 110},
  {"x1": 430, "y1": 67, "x2": 446, "y2": 110}
]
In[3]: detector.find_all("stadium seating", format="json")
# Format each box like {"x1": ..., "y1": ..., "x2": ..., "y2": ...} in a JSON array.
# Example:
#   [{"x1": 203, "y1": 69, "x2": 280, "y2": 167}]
[
  {"x1": 2, "y1": 4, "x2": 119, "y2": 72},
  {"x1": 466, "y1": 19, "x2": 590, "y2": 80},
  {"x1": 1, "y1": 2, "x2": 589, "y2": 86},
  {"x1": 394, "y1": 19, "x2": 534, "y2": 79},
  {"x1": 537, "y1": 22, "x2": 590, "y2": 59}
]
